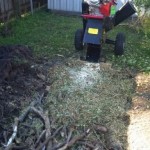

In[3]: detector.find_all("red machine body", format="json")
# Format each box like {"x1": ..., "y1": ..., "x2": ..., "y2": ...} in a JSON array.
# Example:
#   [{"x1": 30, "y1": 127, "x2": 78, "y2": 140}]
[
  {"x1": 100, "y1": 2, "x2": 112, "y2": 17},
  {"x1": 100, "y1": 0, "x2": 116, "y2": 17},
  {"x1": 82, "y1": 0, "x2": 116, "y2": 19},
  {"x1": 75, "y1": 0, "x2": 136, "y2": 61}
]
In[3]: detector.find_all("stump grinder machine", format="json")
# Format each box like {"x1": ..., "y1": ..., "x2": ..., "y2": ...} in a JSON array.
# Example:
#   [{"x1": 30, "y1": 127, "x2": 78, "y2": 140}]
[{"x1": 74, "y1": 0, "x2": 136, "y2": 62}]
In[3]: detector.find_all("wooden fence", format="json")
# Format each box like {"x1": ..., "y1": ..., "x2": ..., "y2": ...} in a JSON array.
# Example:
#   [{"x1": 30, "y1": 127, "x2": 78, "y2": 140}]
[{"x1": 0, "y1": 0, "x2": 47, "y2": 22}]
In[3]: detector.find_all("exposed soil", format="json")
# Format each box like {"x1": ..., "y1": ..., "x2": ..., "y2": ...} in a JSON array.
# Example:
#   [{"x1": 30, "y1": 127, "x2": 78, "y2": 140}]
[{"x1": 0, "y1": 45, "x2": 63, "y2": 141}]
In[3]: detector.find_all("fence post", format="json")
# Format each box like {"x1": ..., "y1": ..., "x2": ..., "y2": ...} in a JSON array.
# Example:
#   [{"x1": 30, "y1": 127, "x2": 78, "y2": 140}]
[
  {"x1": 12, "y1": 0, "x2": 21, "y2": 18},
  {"x1": 30, "y1": 0, "x2": 33, "y2": 14}
]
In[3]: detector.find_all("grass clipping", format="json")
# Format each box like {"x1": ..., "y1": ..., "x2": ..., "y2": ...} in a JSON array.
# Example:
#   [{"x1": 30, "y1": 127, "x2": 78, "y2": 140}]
[{"x1": 46, "y1": 57, "x2": 134, "y2": 149}]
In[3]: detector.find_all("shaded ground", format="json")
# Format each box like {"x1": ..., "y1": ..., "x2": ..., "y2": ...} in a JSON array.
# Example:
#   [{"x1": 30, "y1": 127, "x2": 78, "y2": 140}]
[{"x1": 0, "y1": 45, "x2": 62, "y2": 138}]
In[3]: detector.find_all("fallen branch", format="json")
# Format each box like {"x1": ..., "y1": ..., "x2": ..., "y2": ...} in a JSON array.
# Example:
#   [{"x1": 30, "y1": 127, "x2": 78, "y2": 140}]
[
  {"x1": 5, "y1": 118, "x2": 19, "y2": 150},
  {"x1": 51, "y1": 128, "x2": 74, "y2": 150},
  {"x1": 3, "y1": 131, "x2": 8, "y2": 144},
  {"x1": 30, "y1": 107, "x2": 52, "y2": 149},
  {"x1": 34, "y1": 130, "x2": 46, "y2": 148},
  {"x1": 62, "y1": 125, "x2": 68, "y2": 139},
  {"x1": 36, "y1": 126, "x2": 63, "y2": 150},
  {"x1": 10, "y1": 144, "x2": 29, "y2": 150},
  {"x1": 30, "y1": 107, "x2": 45, "y2": 123},
  {"x1": 19, "y1": 93, "x2": 44, "y2": 122},
  {"x1": 44, "y1": 111, "x2": 52, "y2": 149},
  {"x1": 19, "y1": 107, "x2": 31, "y2": 122},
  {"x1": 93, "y1": 125, "x2": 108, "y2": 134},
  {"x1": 58, "y1": 129, "x2": 91, "y2": 150},
  {"x1": 51, "y1": 142, "x2": 66, "y2": 150},
  {"x1": 77, "y1": 141, "x2": 95, "y2": 149},
  {"x1": 66, "y1": 128, "x2": 73, "y2": 143}
]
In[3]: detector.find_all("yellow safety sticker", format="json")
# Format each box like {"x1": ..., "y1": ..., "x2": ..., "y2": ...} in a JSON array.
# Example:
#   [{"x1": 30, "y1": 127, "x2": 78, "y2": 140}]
[{"x1": 88, "y1": 28, "x2": 98, "y2": 34}]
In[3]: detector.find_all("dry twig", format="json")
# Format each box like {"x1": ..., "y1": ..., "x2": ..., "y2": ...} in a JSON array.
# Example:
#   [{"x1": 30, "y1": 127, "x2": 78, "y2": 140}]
[
  {"x1": 36, "y1": 126, "x2": 63, "y2": 150},
  {"x1": 77, "y1": 141, "x2": 95, "y2": 149},
  {"x1": 5, "y1": 118, "x2": 19, "y2": 150},
  {"x1": 10, "y1": 144, "x2": 28, "y2": 150},
  {"x1": 30, "y1": 107, "x2": 52, "y2": 149},
  {"x1": 34, "y1": 130, "x2": 46, "y2": 148},
  {"x1": 44, "y1": 111, "x2": 52, "y2": 149},
  {"x1": 19, "y1": 93, "x2": 44, "y2": 122},
  {"x1": 58, "y1": 129, "x2": 90, "y2": 150}
]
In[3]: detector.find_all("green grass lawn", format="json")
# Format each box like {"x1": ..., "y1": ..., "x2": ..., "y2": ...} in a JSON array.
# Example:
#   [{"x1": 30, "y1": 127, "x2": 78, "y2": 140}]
[
  {"x1": 0, "y1": 10, "x2": 81, "y2": 58},
  {"x1": 106, "y1": 25, "x2": 150, "y2": 72},
  {"x1": 0, "y1": 9, "x2": 150, "y2": 71}
]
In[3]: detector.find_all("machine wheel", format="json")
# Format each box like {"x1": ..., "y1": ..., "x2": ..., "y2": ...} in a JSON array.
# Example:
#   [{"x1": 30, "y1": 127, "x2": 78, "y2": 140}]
[
  {"x1": 74, "y1": 29, "x2": 84, "y2": 51},
  {"x1": 114, "y1": 33, "x2": 125, "y2": 56}
]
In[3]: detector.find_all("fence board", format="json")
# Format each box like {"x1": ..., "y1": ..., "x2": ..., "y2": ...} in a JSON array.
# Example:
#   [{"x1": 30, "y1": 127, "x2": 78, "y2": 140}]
[
  {"x1": 48, "y1": 0, "x2": 82, "y2": 13},
  {"x1": 0, "y1": 0, "x2": 47, "y2": 22},
  {"x1": 48, "y1": 0, "x2": 132, "y2": 13}
]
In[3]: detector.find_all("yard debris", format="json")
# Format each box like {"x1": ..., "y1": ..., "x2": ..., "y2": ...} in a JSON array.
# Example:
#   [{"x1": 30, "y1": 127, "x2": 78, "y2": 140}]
[
  {"x1": 5, "y1": 118, "x2": 19, "y2": 150},
  {"x1": 2, "y1": 95, "x2": 106, "y2": 150},
  {"x1": 93, "y1": 125, "x2": 108, "y2": 134},
  {"x1": 0, "y1": 51, "x2": 134, "y2": 149}
]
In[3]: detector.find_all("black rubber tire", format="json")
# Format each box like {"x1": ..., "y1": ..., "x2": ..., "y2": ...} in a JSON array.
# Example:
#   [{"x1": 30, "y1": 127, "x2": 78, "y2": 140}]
[
  {"x1": 114, "y1": 33, "x2": 125, "y2": 56},
  {"x1": 74, "y1": 29, "x2": 84, "y2": 51}
]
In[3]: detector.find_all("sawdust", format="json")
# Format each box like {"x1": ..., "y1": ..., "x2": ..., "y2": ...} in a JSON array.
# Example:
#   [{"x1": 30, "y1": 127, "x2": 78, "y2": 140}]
[
  {"x1": 127, "y1": 73, "x2": 150, "y2": 150},
  {"x1": 68, "y1": 62, "x2": 102, "y2": 89}
]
